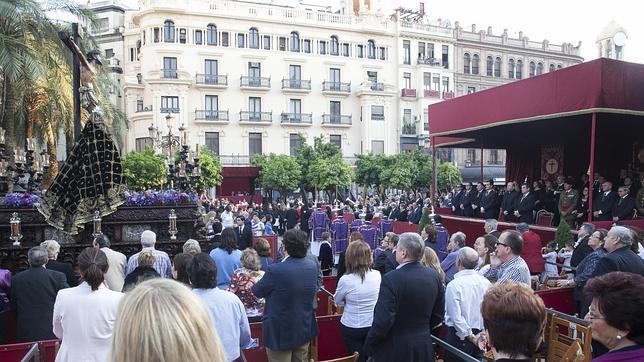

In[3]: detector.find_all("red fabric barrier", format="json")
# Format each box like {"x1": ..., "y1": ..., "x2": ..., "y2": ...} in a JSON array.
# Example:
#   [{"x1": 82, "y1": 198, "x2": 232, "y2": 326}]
[
  {"x1": 242, "y1": 347, "x2": 268, "y2": 362},
  {"x1": 322, "y1": 276, "x2": 337, "y2": 295},
  {"x1": 252, "y1": 235, "x2": 277, "y2": 261},
  {"x1": 316, "y1": 276, "x2": 339, "y2": 317},
  {"x1": 535, "y1": 287, "x2": 575, "y2": 315},
  {"x1": 316, "y1": 315, "x2": 347, "y2": 361},
  {"x1": 591, "y1": 219, "x2": 644, "y2": 230},
  {"x1": 392, "y1": 222, "x2": 419, "y2": 234},
  {"x1": 0, "y1": 339, "x2": 59, "y2": 362}
]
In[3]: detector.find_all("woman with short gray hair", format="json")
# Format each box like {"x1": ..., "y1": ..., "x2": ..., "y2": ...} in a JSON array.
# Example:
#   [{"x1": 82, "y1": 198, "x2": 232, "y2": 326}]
[{"x1": 41, "y1": 240, "x2": 78, "y2": 287}]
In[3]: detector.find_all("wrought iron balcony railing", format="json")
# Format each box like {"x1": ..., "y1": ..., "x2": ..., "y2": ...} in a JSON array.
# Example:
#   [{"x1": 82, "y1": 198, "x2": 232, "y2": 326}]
[
  {"x1": 240, "y1": 76, "x2": 271, "y2": 88},
  {"x1": 280, "y1": 112, "x2": 313, "y2": 123},
  {"x1": 195, "y1": 110, "x2": 229, "y2": 121},
  {"x1": 322, "y1": 81, "x2": 351, "y2": 92},
  {"x1": 322, "y1": 114, "x2": 352, "y2": 125},
  {"x1": 195, "y1": 74, "x2": 228, "y2": 85},
  {"x1": 239, "y1": 111, "x2": 272, "y2": 122},
  {"x1": 281, "y1": 79, "x2": 311, "y2": 90}
]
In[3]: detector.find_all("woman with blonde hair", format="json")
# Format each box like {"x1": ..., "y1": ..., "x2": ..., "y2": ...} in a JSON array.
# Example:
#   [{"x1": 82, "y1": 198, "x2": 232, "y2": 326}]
[
  {"x1": 334, "y1": 241, "x2": 381, "y2": 361},
  {"x1": 111, "y1": 278, "x2": 226, "y2": 362},
  {"x1": 421, "y1": 246, "x2": 446, "y2": 284}
]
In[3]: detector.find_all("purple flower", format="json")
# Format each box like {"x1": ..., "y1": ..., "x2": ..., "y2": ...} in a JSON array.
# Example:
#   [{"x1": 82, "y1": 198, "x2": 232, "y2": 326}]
[{"x1": 123, "y1": 189, "x2": 198, "y2": 206}]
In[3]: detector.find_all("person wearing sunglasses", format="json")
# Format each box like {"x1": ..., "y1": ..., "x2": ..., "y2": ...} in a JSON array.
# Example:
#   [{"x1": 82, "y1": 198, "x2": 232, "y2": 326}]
[{"x1": 484, "y1": 230, "x2": 531, "y2": 286}]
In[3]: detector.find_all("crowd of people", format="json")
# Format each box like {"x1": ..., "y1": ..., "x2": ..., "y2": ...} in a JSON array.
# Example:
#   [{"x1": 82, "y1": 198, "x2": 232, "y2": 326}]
[{"x1": 2, "y1": 189, "x2": 644, "y2": 362}]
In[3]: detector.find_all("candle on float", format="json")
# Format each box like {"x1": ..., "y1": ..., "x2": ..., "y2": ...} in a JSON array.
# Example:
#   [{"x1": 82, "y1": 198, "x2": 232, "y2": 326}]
[{"x1": 0, "y1": 127, "x2": 5, "y2": 144}]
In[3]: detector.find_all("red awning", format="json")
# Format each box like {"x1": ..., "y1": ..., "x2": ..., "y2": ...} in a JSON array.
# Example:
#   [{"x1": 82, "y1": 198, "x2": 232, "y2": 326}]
[{"x1": 428, "y1": 58, "x2": 644, "y2": 138}]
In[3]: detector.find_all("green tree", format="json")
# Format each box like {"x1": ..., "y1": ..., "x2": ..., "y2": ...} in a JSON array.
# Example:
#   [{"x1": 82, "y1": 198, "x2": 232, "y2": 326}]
[
  {"x1": 418, "y1": 207, "x2": 432, "y2": 234},
  {"x1": 436, "y1": 162, "x2": 462, "y2": 192},
  {"x1": 410, "y1": 151, "x2": 433, "y2": 193},
  {"x1": 122, "y1": 148, "x2": 168, "y2": 190},
  {"x1": 295, "y1": 135, "x2": 347, "y2": 200},
  {"x1": 554, "y1": 219, "x2": 574, "y2": 249},
  {"x1": 307, "y1": 154, "x2": 353, "y2": 201},
  {"x1": 355, "y1": 153, "x2": 385, "y2": 196},
  {"x1": 195, "y1": 148, "x2": 222, "y2": 190},
  {"x1": 380, "y1": 153, "x2": 419, "y2": 191},
  {"x1": 254, "y1": 153, "x2": 301, "y2": 200}
]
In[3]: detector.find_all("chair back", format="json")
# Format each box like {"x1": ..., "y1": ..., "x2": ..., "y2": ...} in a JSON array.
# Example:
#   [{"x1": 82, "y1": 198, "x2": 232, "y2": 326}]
[
  {"x1": 546, "y1": 315, "x2": 592, "y2": 361},
  {"x1": 536, "y1": 210, "x2": 554, "y2": 226}
]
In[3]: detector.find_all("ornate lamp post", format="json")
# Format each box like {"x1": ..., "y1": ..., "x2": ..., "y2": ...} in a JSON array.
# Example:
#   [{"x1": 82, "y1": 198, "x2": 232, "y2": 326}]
[{"x1": 0, "y1": 129, "x2": 50, "y2": 194}]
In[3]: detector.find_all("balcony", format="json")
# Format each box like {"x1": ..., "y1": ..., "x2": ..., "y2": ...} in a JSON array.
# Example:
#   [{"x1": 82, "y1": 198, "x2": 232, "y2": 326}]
[
  {"x1": 401, "y1": 122, "x2": 418, "y2": 136},
  {"x1": 239, "y1": 111, "x2": 272, "y2": 123},
  {"x1": 135, "y1": 105, "x2": 153, "y2": 113},
  {"x1": 161, "y1": 68, "x2": 178, "y2": 79},
  {"x1": 443, "y1": 91, "x2": 455, "y2": 99},
  {"x1": 240, "y1": 76, "x2": 271, "y2": 90},
  {"x1": 281, "y1": 79, "x2": 312, "y2": 93},
  {"x1": 194, "y1": 110, "x2": 229, "y2": 122},
  {"x1": 280, "y1": 112, "x2": 313, "y2": 125},
  {"x1": 219, "y1": 155, "x2": 252, "y2": 166},
  {"x1": 322, "y1": 81, "x2": 351, "y2": 96},
  {"x1": 322, "y1": 114, "x2": 352, "y2": 126},
  {"x1": 160, "y1": 108, "x2": 180, "y2": 114},
  {"x1": 417, "y1": 57, "x2": 443, "y2": 67},
  {"x1": 424, "y1": 90, "x2": 440, "y2": 98},
  {"x1": 401, "y1": 88, "x2": 417, "y2": 99},
  {"x1": 195, "y1": 74, "x2": 228, "y2": 88}
]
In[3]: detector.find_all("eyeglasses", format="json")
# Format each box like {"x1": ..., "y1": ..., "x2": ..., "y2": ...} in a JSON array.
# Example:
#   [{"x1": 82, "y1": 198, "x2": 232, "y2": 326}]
[{"x1": 496, "y1": 242, "x2": 508, "y2": 247}]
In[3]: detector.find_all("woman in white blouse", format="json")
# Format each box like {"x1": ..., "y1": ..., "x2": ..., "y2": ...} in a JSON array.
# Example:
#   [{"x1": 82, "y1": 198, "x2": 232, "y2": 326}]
[
  {"x1": 53, "y1": 247, "x2": 123, "y2": 362},
  {"x1": 334, "y1": 241, "x2": 381, "y2": 362},
  {"x1": 474, "y1": 235, "x2": 497, "y2": 278}
]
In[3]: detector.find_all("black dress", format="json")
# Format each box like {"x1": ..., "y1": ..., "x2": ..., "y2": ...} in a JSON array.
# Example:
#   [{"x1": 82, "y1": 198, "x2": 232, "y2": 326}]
[
  {"x1": 46, "y1": 259, "x2": 79, "y2": 287},
  {"x1": 122, "y1": 266, "x2": 160, "y2": 292}
]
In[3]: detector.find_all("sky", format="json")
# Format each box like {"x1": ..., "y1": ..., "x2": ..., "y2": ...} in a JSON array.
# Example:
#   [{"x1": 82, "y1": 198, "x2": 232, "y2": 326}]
[{"x1": 94, "y1": 0, "x2": 643, "y2": 63}]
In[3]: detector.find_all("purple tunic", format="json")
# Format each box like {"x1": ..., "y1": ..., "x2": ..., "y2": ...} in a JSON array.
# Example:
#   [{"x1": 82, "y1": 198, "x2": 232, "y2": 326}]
[
  {"x1": 359, "y1": 223, "x2": 379, "y2": 250},
  {"x1": 435, "y1": 223, "x2": 450, "y2": 261},
  {"x1": 350, "y1": 219, "x2": 363, "y2": 234},
  {"x1": 591, "y1": 346, "x2": 644, "y2": 361},
  {"x1": 308, "y1": 210, "x2": 330, "y2": 241},
  {"x1": 330, "y1": 218, "x2": 349, "y2": 253},
  {"x1": 378, "y1": 218, "x2": 393, "y2": 239}
]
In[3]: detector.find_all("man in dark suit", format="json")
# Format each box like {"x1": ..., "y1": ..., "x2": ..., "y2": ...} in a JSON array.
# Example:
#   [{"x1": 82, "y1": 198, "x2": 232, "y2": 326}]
[
  {"x1": 451, "y1": 185, "x2": 464, "y2": 216},
  {"x1": 366, "y1": 232, "x2": 445, "y2": 361},
  {"x1": 472, "y1": 182, "x2": 485, "y2": 218},
  {"x1": 252, "y1": 229, "x2": 319, "y2": 361},
  {"x1": 396, "y1": 202, "x2": 409, "y2": 222},
  {"x1": 235, "y1": 216, "x2": 253, "y2": 250},
  {"x1": 479, "y1": 181, "x2": 499, "y2": 219},
  {"x1": 373, "y1": 234, "x2": 399, "y2": 275},
  {"x1": 570, "y1": 223, "x2": 595, "y2": 271},
  {"x1": 459, "y1": 183, "x2": 476, "y2": 217},
  {"x1": 500, "y1": 182, "x2": 519, "y2": 221},
  {"x1": 483, "y1": 219, "x2": 501, "y2": 239},
  {"x1": 285, "y1": 203, "x2": 298, "y2": 230},
  {"x1": 514, "y1": 184, "x2": 535, "y2": 224},
  {"x1": 408, "y1": 203, "x2": 422, "y2": 224},
  {"x1": 10, "y1": 246, "x2": 69, "y2": 342},
  {"x1": 611, "y1": 186, "x2": 636, "y2": 221},
  {"x1": 592, "y1": 181, "x2": 618, "y2": 221},
  {"x1": 592, "y1": 226, "x2": 644, "y2": 278}
]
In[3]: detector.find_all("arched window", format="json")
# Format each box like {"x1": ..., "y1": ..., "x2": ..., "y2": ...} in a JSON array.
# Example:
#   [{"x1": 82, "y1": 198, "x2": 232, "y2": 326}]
[
  {"x1": 163, "y1": 20, "x2": 175, "y2": 43},
  {"x1": 463, "y1": 53, "x2": 471, "y2": 74},
  {"x1": 508, "y1": 59, "x2": 515, "y2": 78},
  {"x1": 472, "y1": 54, "x2": 479, "y2": 75},
  {"x1": 330, "y1": 35, "x2": 339, "y2": 56},
  {"x1": 367, "y1": 40, "x2": 376, "y2": 59},
  {"x1": 206, "y1": 24, "x2": 217, "y2": 45},
  {"x1": 529, "y1": 61, "x2": 536, "y2": 77},
  {"x1": 557, "y1": 64, "x2": 562, "y2": 70},
  {"x1": 536, "y1": 62, "x2": 544, "y2": 75},
  {"x1": 549, "y1": 63, "x2": 556, "y2": 72},
  {"x1": 516, "y1": 60, "x2": 523, "y2": 79},
  {"x1": 290, "y1": 31, "x2": 300, "y2": 52},
  {"x1": 486, "y1": 56, "x2": 493, "y2": 76},
  {"x1": 494, "y1": 57, "x2": 501, "y2": 77},
  {"x1": 249, "y1": 28, "x2": 259, "y2": 49}
]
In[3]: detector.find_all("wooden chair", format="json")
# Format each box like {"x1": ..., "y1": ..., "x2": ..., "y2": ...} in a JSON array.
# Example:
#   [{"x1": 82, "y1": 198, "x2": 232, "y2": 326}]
[
  {"x1": 540, "y1": 275, "x2": 568, "y2": 290},
  {"x1": 314, "y1": 352, "x2": 359, "y2": 362},
  {"x1": 535, "y1": 210, "x2": 554, "y2": 227},
  {"x1": 546, "y1": 315, "x2": 592, "y2": 362},
  {"x1": 326, "y1": 297, "x2": 344, "y2": 315}
]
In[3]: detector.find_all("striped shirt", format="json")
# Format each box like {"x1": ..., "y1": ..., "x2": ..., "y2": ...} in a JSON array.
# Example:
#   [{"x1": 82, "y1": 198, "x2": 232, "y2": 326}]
[
  {"x1": 484, "y1": 255, "x2": 531, "y2": 286},
  {"x1": 126, "y1": 248, "x2": 173, "y2": 278}
]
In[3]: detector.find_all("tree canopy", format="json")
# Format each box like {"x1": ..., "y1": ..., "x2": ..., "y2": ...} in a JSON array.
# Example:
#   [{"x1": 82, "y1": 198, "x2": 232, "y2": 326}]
[
  {"x1": 253, "y1": 153, "x2": 302, "y2": 196},
  {"x1": 122, "y1": 148, "x2": 168, "y2": 190}
]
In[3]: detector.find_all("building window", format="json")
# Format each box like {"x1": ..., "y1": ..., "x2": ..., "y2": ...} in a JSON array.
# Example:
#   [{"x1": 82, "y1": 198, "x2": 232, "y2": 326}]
[
  {"x1": 289, "y1": 134, "x2": 302, "y2": 156},
  {"x1": 153, "y1": 27, "x2": 160, "y2": 43},
  {"x1": 516, "y1": 60, "x2": 523, "y2": 79},
  {"x1": 319, "y1": 41, "x2": 327, "y2": 54},
  {"x1": 372, "y1": 141, "x2": 384, "y2": 155},
  {"x1": 371, "y1": 105, "x2": 384, "y2": 120},
  {"x1": 508, "y1": 59, "x2": 515, "y2": 78},
  {"x1": 205, "y1": 95, "x2": 218, "y2": 113},
  {"x1": 161, "y1": 96, "x2": 179, "y2": 113},
  {"x1": 536, "y1": 62, "x2": 544, "y2": 75},
  {"x1": 135, "y1": 137, "x2": 153, "y2": 152},
  {"x1": 427, "y1": 43, "x2": 435, "y2": 59},
  {"x1": 403, "y1": 40, "x2": 410, "y2": 64},
  {"x1": 367, "y1": 40, "x2": 376, "y2": 59},
  {"x1": 488, "y1": 149, "x2": 499, "y2": 165},
  {"x1": 162, "y1": 57, "x2": 177, "y2": 78},
  {"x1": 379, "y1": 47, "x2": 386, "y2": 60},
  {"x1": 237, "y1": 33, "x2": 245, "y2": 48},
  {"x1": 403, "y1": 109, "x2": 412, "y2": 123},
  {"x1": 549, "y1": 63, "x2": 555, "y2": 72},
  {"x1": 303, "y1": 39, "x2": 311, "y2": 53},
  {"x1": 467, "y1": 86, "x2": 476, "y2": 94},
  {"x1": 163, "y1": 20, "x2": 175, "y2": 43},
  {"x1": 557, "y1": 64, "x2": 562, "y2": 70},
  {"x1": 357, "y1": 45, "x2": 364, "y2": 58},
  {"x1": 486, "y1": 56, "x2": 493, "y2": 76},
  {"x1": 195, "y1": 30, "x2": 203, "y2": 45},
  {"x1": 423, "y1": 109, "x2": 429, "y2": 131},
  {"x1": 249, "y1": 28, "x2": 259, "y2": 49},
  {"x1": 442, "y1": 77, "x2": 450, "y2": 92},
  {"x1": 467, "y1": 149, "x2": 478, "y2": 164},
  {"x1": 290, "y1": 32, "x2": 300, "y2": 52},
  {"x1": 249, "y1": 133, "x2": 262, "y2": 158},
  {"x1": 205, "y1": 132, "x2": 219, "y2": 155},
  {"x1": 289, "y1": 64, "x2": 301, "y2": 81},
  {"x1": 367, "y1": 71, "x2": 377, "y2": 83},
  {"x1": 423, "y1": 72, "x2": 431, "y2": 90},
  {"x1": 494, "y1": 57, "x2": 501, "y2": 77},
  {"x1": 249, "y1": 97, "x2": 261, "y2": 119},
  {"x1": 418, "y1": 42, "x2": 425, "y2": 60},
  {"x1": 529, "y1": 61, "x2": 536, "y2": 77},
  {"x1": 278, "y1": 37, "x2": 286, "y2": 51},
  {"x1": 330, "y1": 36, "x2": 339, "y2": 55},
  {"x1": 330, "y1": 101, "x2": 341, "y2": 122},
  {"x1": 432, "y1": 74, "x2": 440, "y2": 91},
  {"x1": 263, "y1": 35, "x2": 271, "y2": 50},
  {"x1": 105, "y1": 49, "x2": 114, "y2": 58},
  {"x1": 207, "y1": 25, "x2": 217, "y2": 45},
  {"x1": 94, "y1": 17, "x2": 109, "y2": 32},
  {"x1": 464, "y1": 53, "x2": 471, "y2": 74},
  {"x1": 472, "y1": 54, "x2": 479, "y2": 75},
  {"x1": 205, "y1": 59, "x2": 218, "y2": 79},
  {"x1": 403, "y1": 73, "x2": 411, "y2": 89},
  {"x1": 221, "y1": 32, "x2": 229, "y2": 47},
  {"x1": 442, "y1": 45, "x2": 449, "y2": 68},
  {"x1": 342, "y1": 43, "x2": 349, "y2": 57},
  {"x1": 179, "y1": 29, "x2": 187, "y2": 44},
  {"x1": 330, "y1": 135, "x2": 341, "y2": 149},
  {"x1": 329, "y1": 68, "x2": 340, "y2": 85},
  {"x1": 289, "y1": 98, "x2": 301, "y2": 115}
]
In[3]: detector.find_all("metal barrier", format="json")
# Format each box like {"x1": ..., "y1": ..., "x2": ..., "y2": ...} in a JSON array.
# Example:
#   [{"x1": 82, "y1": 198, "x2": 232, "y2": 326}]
[
  {"x1": 430, "y1": 335, "x2": 480, "y2": 362},
  {"x1": 20, "y1": 343, "x2": 38, "y2": 362}
]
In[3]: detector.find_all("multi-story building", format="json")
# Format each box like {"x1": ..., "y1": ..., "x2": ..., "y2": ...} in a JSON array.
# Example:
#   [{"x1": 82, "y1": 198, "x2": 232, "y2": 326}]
[{"x1": 448, "y1": 22, "x2": 584, "y2": 177}]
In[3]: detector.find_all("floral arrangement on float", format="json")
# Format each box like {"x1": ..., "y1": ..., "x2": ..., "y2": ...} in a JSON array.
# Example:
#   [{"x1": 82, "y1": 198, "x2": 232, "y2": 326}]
[{"x1": 123, "y1": 189, "x2": 199, "y2": 207}]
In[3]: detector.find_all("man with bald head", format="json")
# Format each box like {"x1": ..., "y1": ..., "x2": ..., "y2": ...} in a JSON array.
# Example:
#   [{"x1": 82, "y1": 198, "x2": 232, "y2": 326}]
[{"x1": 444, "y1": 247, "x2": 491, "y2": 361}]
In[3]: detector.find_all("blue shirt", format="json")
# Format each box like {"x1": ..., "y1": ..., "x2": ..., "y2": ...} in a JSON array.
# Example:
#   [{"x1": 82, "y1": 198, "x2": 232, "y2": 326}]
[
  {"x1": 440, "y1": 248, "x2": 460, "y2": 283},
  {"x1": 210, "y1": 248, "x2": 243, "y2": 289},
  {"x1": 126, "y1": 248, "x2": 172, "y2": 278},
  {"x1": 193, "y1": 288, "x2": 252, "y2": 361}
]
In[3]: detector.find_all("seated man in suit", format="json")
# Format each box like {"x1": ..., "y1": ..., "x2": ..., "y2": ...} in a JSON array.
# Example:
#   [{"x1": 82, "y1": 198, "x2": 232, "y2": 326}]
[
  {"x1": 252, "y1": 229, "x2": 319, "y2": 361},
  {"x1": 612, "y1": 186, "x2": 636, "y2": 222},
  {"x1": 366, "y1": 233, "x2": 445, "y2": 362},
  {"x1": 10, "y1": 246, "x2": 69, "y2": 342},
  {"x1": 592, "y1": 226, "x2": 644, "y2": 278}
]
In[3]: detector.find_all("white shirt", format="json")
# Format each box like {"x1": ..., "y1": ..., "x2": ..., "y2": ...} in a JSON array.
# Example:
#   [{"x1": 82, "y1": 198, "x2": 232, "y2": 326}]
[
  {"x1": 558, "y1": 249, "x2": 573, "y2": 272},
  {"x1": 221, "y1": 211, "x2": 234, "y2": 228},
  {"x1": 334, "y1": 270, "x2": 381, "y2": 328},
  {"x1": 542, "y1": 251, "x2": 558, "y2": 279},
  {"x1": 100, "y1": 247, "x2": 126, "y2": 292},
  {"x1": 444, "y1": 269, "x2": 491, "y2": 339},
  {"x1": 53, "y1": 282, "x2": 123, "y2": 362}
]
